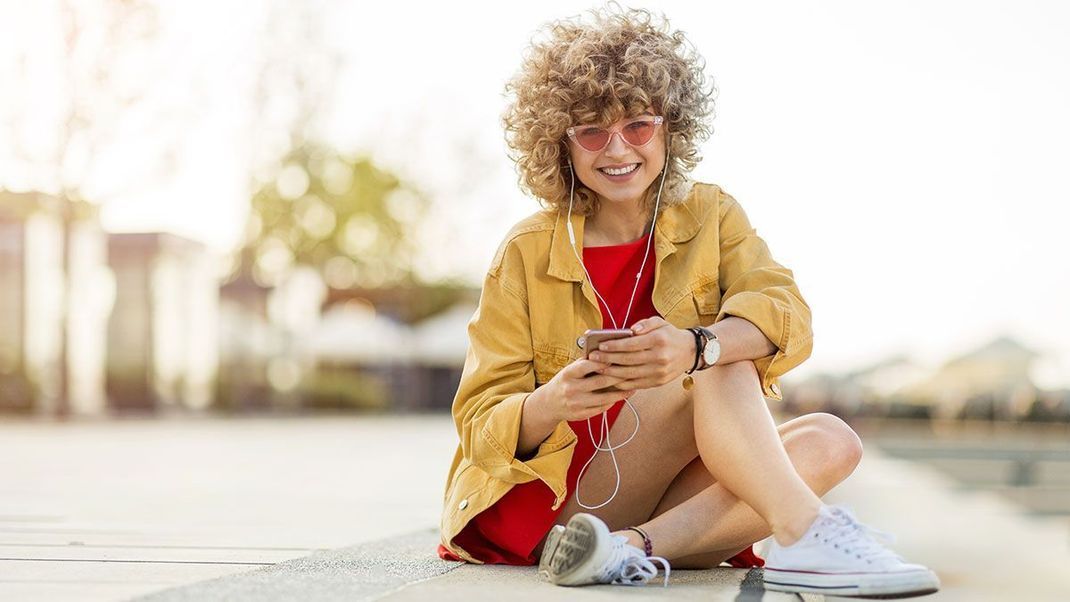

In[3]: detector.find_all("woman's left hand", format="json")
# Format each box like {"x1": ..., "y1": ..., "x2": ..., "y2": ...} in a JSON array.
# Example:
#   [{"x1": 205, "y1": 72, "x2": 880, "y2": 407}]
[{"x1": 588, "y1": 316, "x2": 696, "y2": 390}]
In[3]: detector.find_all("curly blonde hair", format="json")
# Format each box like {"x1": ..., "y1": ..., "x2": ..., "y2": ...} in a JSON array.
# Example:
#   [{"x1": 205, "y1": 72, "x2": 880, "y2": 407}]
[{"x1": 503, "y1": 4, "x2": 715, "y2": 216}]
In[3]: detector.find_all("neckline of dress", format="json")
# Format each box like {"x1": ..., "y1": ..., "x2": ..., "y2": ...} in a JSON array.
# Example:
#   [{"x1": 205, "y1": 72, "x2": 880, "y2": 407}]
[{"x1": 583, "y1": 231, "x2": 652, "y2": 251}]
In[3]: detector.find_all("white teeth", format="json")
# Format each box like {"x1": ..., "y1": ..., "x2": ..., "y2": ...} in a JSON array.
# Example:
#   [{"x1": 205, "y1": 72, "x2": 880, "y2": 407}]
[{"x1": 600, "y1": 163, "x2": 638, "y2": 176}]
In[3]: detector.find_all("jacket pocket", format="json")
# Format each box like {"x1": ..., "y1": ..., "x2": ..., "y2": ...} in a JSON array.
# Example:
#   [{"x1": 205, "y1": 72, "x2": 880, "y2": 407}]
[
  {"x1": 533, "y1": 346, "x2": 570, "y2": 386},
  {"x1": 691, "y1": 278, "x2": 722, "y2": 319}
]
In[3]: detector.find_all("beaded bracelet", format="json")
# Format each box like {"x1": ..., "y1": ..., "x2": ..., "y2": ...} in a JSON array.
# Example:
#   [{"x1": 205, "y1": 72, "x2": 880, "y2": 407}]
[{"x1": 624, "y1": 525, "x2": 653, "y2": 557}]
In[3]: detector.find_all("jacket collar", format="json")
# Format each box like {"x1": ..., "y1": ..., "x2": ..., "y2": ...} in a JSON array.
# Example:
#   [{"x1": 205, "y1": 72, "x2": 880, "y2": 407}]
[
  {"x1": 547, "y1": 183, "x2": 702, "y2": 283},
  {"x1": 546, "y1": 210, "x2": 585, "y2": 282}
]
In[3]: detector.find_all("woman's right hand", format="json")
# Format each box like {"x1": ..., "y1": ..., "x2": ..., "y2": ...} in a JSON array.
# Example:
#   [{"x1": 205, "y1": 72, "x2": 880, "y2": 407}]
[{"x1": 542, "y1": 358, "x2": 635, "y2": 422}]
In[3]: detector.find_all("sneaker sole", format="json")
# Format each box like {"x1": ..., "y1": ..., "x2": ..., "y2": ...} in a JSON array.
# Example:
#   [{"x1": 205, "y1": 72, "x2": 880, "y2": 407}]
[
  {"x1": 540, "y1": 513, "x2": 610, "y2": 586},
  {"x1": 537, "y1": 525, "x2": 564, "y2": 579},
  {"x1": 763, "y1": 567, "x2": 940, "y2": 599}
]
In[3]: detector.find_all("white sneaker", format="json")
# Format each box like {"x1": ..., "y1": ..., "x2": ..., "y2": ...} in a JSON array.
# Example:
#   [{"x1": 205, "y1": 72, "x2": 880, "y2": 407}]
[
  {"x1": 763, "y1": 505, "x2": 940, "y2": 598},
  {"x1": 537, "y1": 513, "x2": 670, "y2": 587}
]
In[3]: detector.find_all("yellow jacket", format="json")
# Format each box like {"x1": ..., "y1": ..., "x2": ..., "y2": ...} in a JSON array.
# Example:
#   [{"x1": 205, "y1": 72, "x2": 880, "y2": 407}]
[{"x1": 439, "y1": 182, "x2": 813, "y2": 562}]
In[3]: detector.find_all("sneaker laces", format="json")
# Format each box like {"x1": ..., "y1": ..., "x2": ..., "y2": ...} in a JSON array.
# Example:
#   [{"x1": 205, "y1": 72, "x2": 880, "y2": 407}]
[
  {"x1": 595, "y1": 535, "x2": 671, "y2": 587},
  {"x1": 823, "y1": 505, "x2": 903, "y2": 564}
]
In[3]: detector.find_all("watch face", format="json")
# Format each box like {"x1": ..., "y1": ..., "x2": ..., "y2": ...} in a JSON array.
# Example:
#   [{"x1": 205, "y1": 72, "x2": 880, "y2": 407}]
[{"x1": 703, "y1": 338, "x2": 721, "y2": 365}]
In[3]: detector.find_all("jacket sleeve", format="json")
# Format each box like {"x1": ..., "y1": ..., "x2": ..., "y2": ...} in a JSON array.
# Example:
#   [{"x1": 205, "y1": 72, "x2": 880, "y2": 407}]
[
  {"x1": 451, "y1": 241, "x2": 577, "y2": 487},
  {"x1": 714, "y1": 190, "x2": 814, "y2": 400}
]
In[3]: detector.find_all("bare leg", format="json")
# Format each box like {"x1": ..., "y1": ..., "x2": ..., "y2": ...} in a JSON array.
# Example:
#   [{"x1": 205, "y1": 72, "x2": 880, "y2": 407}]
[
  {"x1": 645, "y1": 412, "x2": 861, "y2": 567},
  {"x1": 690, "y1": 360, "x2": 837, "y2": 544},
  {"x1": 541, "y1": 361, "x2": 862, "y2": 564}
]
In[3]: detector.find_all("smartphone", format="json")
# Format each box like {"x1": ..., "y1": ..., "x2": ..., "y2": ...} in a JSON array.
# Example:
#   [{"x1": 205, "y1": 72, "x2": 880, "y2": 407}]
[
  {"x1": 579, "y1": 328, "x2": 635, "y2": 359},
  {"x1": 578, "y1": 329, "x2": 634, "y2": 394}
]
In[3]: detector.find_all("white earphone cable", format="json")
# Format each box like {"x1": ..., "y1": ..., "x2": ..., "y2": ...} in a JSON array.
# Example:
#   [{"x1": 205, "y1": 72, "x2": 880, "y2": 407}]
[{"x1": 566, "y1": 143, "x2": 670, "y2": 510}]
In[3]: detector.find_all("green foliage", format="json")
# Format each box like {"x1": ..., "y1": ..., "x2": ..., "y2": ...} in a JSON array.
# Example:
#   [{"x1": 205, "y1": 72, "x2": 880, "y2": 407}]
[
  {"x1": 300, "y1": 367, "x2": 389, "y2": 411},
  {"x1": 241, "y1": 144, "x2": 427, "y2": 289}
]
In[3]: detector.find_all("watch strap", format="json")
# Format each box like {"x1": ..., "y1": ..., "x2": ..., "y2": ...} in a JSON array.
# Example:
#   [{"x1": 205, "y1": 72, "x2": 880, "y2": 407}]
[
  {"x1": 686, "y1": 327, "x2": 702, "y2": 375},
  {"x1": 695, "y1": 326, "x2": 717, "y2": 370}
]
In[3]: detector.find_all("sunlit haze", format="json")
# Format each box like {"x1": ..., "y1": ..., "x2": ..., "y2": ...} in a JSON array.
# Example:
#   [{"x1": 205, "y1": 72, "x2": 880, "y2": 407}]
[{"x1": 2, "y1": 0, "x2": 1068, "y2": 385}]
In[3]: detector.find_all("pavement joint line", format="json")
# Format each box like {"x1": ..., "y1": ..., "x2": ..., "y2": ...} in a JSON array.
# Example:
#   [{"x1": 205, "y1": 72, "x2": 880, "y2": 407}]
[
  {"x1": 0, "y1": 579, "x2": 180, "y2": 585},
  {"x1": 0, "y1": 516, "x2": 67, "y2": 522},
  {"x1": 0, "y1": 543, "x2": 321, "y2": 551},
  {"x1": 0, "y1": 528, "x2": 140, "y2": 534},
  {"x1": 0, "y1": 557, "x2": 273, "y2": 565}
]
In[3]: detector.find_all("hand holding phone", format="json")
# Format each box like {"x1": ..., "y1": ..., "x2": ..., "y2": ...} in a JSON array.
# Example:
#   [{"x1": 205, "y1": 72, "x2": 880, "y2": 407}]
[{"x1": 580, "y1": 328, "x2": 635, "y2": 359}]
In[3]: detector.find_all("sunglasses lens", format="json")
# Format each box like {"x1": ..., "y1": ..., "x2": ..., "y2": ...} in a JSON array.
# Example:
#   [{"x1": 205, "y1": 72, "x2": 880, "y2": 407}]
[
  {"x1": 575, "y1": 128, "x2": 610, "y2": 152},
  {"x1": 621, "y1": 120, "x2": 656, "y2": 146},
  {"x1": 570, "y1": 118, "x2": 659, "y2": 151}
]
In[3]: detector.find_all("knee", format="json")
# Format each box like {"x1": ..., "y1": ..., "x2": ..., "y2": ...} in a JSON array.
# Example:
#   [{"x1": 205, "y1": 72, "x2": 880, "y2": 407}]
[{"x1": 793, "y1": 412, "x2": 863, "y2": 481}]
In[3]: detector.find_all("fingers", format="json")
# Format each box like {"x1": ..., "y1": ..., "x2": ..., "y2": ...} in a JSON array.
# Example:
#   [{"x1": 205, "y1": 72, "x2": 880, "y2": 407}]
[
  {"x1": 568, "y1": 359, "x2": 609, "y2": 378},
  {"x1": 578, "y1": 372, "x2": 626, "y2": 393},
  {"x1": 629, "y1": 316, "x2": 668, "y2": 335},
  {"x1": 559, "y1": 358, "x2": 638, "y2": 420},
  {"x1": 597, "y1": 330, "x2": 656, "y2": 353},
  {"x1": 611, "y1": 378, "x2": 643, "y2": 391},
  {"x1": 588, "y1": 349, "x2": 652, "y2": 366},
  {"x1": 596, "y1": 363, "x2": 647, "y2": 380},
  {"x1": 560, "y1": 360, "x2": 625, "y2": 390},
  {"x1": 598, "y1": 364, "x2": 673, "y2": 389}
]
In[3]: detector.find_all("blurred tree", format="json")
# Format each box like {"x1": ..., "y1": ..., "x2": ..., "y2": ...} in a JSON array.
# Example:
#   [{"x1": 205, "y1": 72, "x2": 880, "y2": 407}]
[
  {"x1": 240, "y1": 144, "x2": 428, "y2": 290},
  {"x1": 233, "y1": 1, "x2": 476, "y2": 320}
]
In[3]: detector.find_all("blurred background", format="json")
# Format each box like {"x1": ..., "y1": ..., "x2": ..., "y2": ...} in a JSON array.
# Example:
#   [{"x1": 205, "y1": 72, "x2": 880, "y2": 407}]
[{"x1": 0, "y1": 0, "x2": 1069, "y2": 599}]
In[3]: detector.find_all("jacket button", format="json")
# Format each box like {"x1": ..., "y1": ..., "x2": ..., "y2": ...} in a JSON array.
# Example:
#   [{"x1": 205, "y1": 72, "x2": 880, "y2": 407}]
[
  {"x1": 576, "y1": 335, "x2": 586, "y2": 349},
  {"x1": 458, "y1": 499, "x2": 469, "y2": 511}
]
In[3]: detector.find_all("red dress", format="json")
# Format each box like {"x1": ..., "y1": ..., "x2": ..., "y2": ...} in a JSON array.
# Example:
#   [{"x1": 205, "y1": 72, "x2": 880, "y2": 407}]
[{"x1": 438, "y1": 231, "x2": 764, "y2": 568}]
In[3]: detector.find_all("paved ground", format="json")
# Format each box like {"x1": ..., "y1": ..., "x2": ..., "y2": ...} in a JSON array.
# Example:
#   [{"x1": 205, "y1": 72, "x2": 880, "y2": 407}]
[
  {"x1": 0, "y1": 415, "x2": 456, "y2": 601},
  {"x1": 136, "y1": 528, "x2": 813, "y2": 602},
  {"x1": 1, "y1": 415, "x2": 1068, "y2": 601}
]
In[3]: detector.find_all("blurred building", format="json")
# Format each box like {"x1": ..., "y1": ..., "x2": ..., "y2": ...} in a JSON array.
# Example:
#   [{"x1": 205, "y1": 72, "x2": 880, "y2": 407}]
[
  {"x1": 217, "y1": 267, "x2": 276, "y2": 411},
  {"x1": 902, "y1": 336, "x2": 1039, "y2": 419},
  {"x1": 296, "y1": 298, "x2": 406, "y2": 411},
  {"x1": 409, "y1": 302, "x2": 473, "y2": 410},
  {"x1": 790, "y1": 336, "x2": 1048, "y2": 422},
  {"x1": 0, "y1": 191, "x2": 111, "y2": 416},
  {"x1": 261, "y1": 266, "x2": 326, "y2": 409},
  {"x1": 293, "y1": 297, "x2": 473, "y2": 412},
  {"x1": 106, "y1": 233, "x2": 219, "y2": 412}
]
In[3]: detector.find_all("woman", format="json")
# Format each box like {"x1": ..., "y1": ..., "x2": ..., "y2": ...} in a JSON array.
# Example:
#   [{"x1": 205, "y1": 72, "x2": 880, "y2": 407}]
[{"x1": 437, "y1": 6, "x2": 939, "y2": 598}]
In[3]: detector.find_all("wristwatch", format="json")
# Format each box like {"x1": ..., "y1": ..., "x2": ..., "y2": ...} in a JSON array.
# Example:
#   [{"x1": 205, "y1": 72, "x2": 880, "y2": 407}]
[{"x1": 695, "y1": 326, "x2": 721, "y2": 370}]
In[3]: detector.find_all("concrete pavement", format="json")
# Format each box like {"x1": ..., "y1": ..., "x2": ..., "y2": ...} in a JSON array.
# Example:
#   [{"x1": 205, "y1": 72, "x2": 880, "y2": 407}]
[
  {"x1": 136, "y1": 527, "x2": 819, "y2": 602},
  {"x1": 1, "y1": 415, "x2": 1068, "y2": 600}
]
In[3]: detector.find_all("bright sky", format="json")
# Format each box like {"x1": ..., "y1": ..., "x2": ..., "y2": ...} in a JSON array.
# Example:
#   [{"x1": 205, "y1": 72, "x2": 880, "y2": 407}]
[{"x1": 2, "y1": 0, "x2": 1069, "y2": 385}]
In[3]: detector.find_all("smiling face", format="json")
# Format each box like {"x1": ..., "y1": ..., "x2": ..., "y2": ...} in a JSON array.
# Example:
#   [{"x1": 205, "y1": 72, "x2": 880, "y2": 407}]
[{"x1": 566, "y1": 111, "x2": 668, "y2": 212}]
